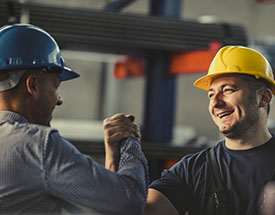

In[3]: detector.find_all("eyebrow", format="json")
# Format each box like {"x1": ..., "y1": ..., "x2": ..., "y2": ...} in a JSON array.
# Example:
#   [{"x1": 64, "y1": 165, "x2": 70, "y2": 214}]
[
  {"x1": 208, "y1": 83, "x2": 239, "y2": 93},
  {"x1": 208, "y1": 88, "x2": 214, "y2": 93}
]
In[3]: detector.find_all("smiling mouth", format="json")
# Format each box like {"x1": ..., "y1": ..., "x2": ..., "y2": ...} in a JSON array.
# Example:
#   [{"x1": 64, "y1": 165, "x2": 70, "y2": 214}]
[{"x1": 217, "y1": 111, "x2": 234, "y2": 118}]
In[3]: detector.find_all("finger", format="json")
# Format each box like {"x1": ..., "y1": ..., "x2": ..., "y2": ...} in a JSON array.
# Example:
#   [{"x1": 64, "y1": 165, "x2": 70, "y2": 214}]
[
  {"x1": 106, "y1": 132, "x2": 137, "y2": 144},
  {"x1": 104, "y1": 113, "x2": 136, "y2": 125},
  {"x1": 126, "y1": 115, "x2": 135, "y2": 122},
  {"x1": 103, "y1": 117, "x2": 128, "y2": 128},
  {"x1": 103, "y1": 113, "x2": 124, "y2": 125},
  {"x1": 104, "y1": 124, "x2": 139, "y2": 137},
  {"x1": 106, "y1": 113, "x2": 126, "y2": 121},
  {"x1": 104, "y1": 124, "x2": 141, "y2": 142},
  {"x1": 103, "y1": 117, "x2": 138, "y2": 130},
  {"x1": 103, "y1": 122, "x2": 138, "y2": 134}
]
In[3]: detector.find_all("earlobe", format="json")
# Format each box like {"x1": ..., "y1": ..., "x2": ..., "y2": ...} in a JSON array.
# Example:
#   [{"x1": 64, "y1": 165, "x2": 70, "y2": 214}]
[{"x1": 259, "y1": 88, "x2": 272, "y2": 108}]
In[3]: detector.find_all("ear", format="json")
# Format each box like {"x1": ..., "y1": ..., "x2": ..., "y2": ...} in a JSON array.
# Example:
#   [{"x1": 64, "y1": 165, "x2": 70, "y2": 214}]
[
  {"x1": 25, "y1": 74, "x2": 40, "y2": 97},
  {"x1": 259, "y1": 88, "x2": 273, "y2": 108}
]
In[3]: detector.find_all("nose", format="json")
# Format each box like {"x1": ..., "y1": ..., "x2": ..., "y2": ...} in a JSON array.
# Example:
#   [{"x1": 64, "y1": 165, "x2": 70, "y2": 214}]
[
  {"x1": 56, "y1": 94, "x2": 63, "y2": 106},
  {"x1": 209, "y1": 92, "x2": 225, "y2": 108}
]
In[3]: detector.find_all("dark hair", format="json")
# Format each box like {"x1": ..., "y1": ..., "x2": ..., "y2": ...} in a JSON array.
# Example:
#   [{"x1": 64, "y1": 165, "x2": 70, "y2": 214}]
[{"x1": 238, "y1": 74, "x2": 271, "y2": 115}]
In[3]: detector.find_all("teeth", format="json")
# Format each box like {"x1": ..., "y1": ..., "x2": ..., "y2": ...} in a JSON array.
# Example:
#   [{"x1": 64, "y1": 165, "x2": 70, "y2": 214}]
[{"x1": 217, "y1": 111, "x2": 232, "y2": 118}]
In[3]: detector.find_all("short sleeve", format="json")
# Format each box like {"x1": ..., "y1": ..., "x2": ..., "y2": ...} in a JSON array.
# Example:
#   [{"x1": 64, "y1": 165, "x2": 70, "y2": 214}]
[{"x1": 149, "y1": 158, "x2": 191, "y2": 213}]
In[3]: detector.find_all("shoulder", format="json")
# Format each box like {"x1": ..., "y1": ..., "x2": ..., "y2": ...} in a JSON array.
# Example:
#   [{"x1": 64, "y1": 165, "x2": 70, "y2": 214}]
[
  {"x1": 16, "y1": 122, "x2": 73, "y2": 153},
  {"x1": 15, "y1": 122, "x2": 58, "y2": 142},
  {"x1": 168, "y1": 142, "x2": 224, "y2": 178},
  {"x1": 42, "y1": 127, "x2": 82, "y2": 160}
]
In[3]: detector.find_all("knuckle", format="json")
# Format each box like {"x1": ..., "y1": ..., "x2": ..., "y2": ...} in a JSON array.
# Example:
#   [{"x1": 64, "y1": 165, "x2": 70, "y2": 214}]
[
  {"x1": 104, "y1": 129, "x2": 113, "y2": 137},
  {"x1": 103, "y1": 118, "x2": 110, "y2": 124},
  {"x1": 114, "y1": 113, "x2": 124, "y2": 119},
  {"x1": 103, "y1": 123, "x2": 110, "y2": 129}
]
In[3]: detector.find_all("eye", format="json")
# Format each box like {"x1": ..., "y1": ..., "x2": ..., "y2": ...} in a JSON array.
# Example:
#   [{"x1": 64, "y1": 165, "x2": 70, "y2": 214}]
[
  {"x1": 223, "y1": 87, "x2": 235, "y2": 94},
  {"x1": 208, "y1": 92, "x2": 214, "y2": 99}
]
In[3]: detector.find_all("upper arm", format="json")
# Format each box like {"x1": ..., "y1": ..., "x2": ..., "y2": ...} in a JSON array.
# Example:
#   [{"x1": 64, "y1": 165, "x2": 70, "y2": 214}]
[{"x1": 144, "y1": 188, "x2": 179, "y2": 215}]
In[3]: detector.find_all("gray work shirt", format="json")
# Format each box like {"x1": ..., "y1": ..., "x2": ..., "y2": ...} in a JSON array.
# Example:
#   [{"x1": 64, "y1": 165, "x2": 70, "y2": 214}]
[{"x1": 0, "y1": 111, "x2": 148, "y2": 215}]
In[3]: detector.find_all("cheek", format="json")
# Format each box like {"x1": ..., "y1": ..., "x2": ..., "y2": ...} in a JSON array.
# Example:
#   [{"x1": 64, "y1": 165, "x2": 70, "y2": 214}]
[
  {"x1": 53, "y1": 91, "x2": 58, "y2": 102},
  {"x1": 50, "y1": 89, "x2": 58, "y2": 100},
  {"x1": 208, "y1": 102, "x2": 215, "y2": 116},
  {"x1": 232, "y1": 99, "x2": 249, "y2": 118},
  {"x1": 44, "y1": 90, "x2": 58, "y2": 109},
  {"x1": 51, "y1": 94, "x2": 59, "y2": 107}
]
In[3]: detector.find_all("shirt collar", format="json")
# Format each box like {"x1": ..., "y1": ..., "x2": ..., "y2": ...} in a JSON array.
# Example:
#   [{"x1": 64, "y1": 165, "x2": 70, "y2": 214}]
[{"x1": 0, "y1": 110, "x2": 29, "y2": 123}]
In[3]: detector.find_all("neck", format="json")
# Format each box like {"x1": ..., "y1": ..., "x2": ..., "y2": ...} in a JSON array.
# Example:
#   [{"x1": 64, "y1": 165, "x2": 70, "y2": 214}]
[
  {"x1": 0, "y1": 90, "x2": 32, "y2": 122},
  {"x1": 225, "y1": 128, "x2": 272, "y2": 150}
]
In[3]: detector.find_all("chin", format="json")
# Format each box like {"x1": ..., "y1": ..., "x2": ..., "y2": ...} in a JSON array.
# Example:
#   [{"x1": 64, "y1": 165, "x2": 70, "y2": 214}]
[
  {"x1": 46, "y1": 120, "x2": 51, "y2": 127},
  {"x1": 222, "y1": 131, "x2": 234, "y2": 138},
  {"x1": 219, "y1": 125, "x2": 233, "y2": 136},
  {"x1": 221, "y1": 128, "x2": 242, "y2": 139},
  {"x1": 47, "y1": 116, "x2": 53, "y2": 126},
  {"x1": 41, "y1": 119, "x2": 51, "y2": 127}
]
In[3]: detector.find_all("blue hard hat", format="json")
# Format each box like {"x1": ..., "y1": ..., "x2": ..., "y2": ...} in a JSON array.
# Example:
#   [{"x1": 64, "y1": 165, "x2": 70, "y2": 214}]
[{"x1": 0, "y1": 24, "x2": 80, "y2": 81}]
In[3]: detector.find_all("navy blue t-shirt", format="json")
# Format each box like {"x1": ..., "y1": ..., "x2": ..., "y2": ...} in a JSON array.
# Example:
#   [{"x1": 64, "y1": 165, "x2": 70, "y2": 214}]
[{"x1": 149, "y1": 136, "x2": 275, "y2": 215}]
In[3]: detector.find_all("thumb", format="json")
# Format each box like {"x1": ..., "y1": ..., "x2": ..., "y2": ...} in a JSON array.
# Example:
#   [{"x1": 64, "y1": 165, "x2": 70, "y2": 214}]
[{"x1": 126, "y1": 115, "x2": 135, "y2": 122}]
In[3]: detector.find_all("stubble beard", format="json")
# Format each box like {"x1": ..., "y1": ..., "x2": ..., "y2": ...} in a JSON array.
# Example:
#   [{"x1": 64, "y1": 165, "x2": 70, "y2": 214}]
[
  {"x1": 220, "y1": 94, "x2": 260, "y2": 139},
  {"x1": 221, "y1": 114, "x2": 258, "y2": 139}
]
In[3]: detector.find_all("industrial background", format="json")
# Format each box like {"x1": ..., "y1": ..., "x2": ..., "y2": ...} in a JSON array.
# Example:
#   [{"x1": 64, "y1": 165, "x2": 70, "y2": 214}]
[{"x1": 1, "y1": 0, "x2": 275, "y2": 182}]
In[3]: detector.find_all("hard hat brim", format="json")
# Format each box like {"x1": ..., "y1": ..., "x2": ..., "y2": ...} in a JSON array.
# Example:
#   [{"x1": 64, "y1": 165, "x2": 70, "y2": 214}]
[
  {"x1": 193, "y1": 71, "x2": 275, "y2": 95},
  {"x1": 59, "y1": 66, "x2": 80, "y2": 82}
]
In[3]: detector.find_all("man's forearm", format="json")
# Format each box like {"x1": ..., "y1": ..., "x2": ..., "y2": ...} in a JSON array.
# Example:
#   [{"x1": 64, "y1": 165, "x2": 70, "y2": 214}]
[
  {"x1": 105, "y1": 144, "x2": 120, "y2": 171},
  {"x1": 116, "y1": 138, "x2": 149, "y2": 214}
]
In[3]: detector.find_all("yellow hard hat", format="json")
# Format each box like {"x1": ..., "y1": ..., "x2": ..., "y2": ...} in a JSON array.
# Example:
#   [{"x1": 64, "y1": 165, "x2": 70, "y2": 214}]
[{"x1": 193, "y1": 45, "x2": 275, "y2": 94}]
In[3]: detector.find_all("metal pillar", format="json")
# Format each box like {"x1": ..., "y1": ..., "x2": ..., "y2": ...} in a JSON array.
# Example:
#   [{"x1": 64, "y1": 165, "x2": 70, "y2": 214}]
[
  {"x1": 143, "y1": 0, "x2": 181, "y2": 143},
  {"x1": 142, "y1": 51, "x2": 177, "y2": 143},
  {"x1": 104, "y1": 0, "x2": 136, "y2": 12},
  {"x1": 143, "y1": 0, "x2": 181, "y2": 181},
  {"x1": 149, "y1": 0, "x2": 182, "y2": 18}
]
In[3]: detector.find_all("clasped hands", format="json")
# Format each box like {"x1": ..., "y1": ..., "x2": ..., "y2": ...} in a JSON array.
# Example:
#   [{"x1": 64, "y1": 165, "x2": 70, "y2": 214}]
[{"x1": 103, "y1": 113, "x2": 141, "y2": 171}]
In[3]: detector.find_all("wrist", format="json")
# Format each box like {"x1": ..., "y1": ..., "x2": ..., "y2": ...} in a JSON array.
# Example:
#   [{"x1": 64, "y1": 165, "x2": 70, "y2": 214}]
[{"x1": 105, "y1": 144, "x2": 120, "y2": 171}]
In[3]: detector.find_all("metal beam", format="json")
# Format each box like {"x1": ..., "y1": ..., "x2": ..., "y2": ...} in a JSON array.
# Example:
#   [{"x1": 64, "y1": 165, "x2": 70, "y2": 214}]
[
  {"x1": 0, "y1": 2, "x2": 247, "y2": 55},
  {"x1": 70, "y1": 139, "x2": 204, "y2": 159}
]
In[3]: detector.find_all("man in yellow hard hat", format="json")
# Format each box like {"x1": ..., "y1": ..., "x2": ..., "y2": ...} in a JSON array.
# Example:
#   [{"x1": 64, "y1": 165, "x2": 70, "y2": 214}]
[{"x1": 143, "y1": 45, "x2": 275, "y2": 215}]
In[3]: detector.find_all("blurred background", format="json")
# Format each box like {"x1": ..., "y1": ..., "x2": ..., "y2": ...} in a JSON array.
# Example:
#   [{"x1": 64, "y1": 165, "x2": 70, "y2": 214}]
[{"x1": 1, "y1": 0, "x2": 275, "y2": 181}]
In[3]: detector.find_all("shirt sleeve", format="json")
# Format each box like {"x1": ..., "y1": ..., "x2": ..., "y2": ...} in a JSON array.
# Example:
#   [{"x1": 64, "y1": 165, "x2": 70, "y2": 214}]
[
  {"x1": 149, "y1": 158, "x2": 191, "y2": 214},
  {"x1": 42, "y1": 130, "x2": 148, "y2": 215}
]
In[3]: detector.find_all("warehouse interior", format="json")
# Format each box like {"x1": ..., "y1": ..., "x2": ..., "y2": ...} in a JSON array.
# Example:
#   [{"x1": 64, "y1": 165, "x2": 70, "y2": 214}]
[
  {"x1": 1, "y1": 0, "x2": 275, "y2": 214},
  {"x1": 1, "y1": 0, "x2": 275, "y2": 183}
]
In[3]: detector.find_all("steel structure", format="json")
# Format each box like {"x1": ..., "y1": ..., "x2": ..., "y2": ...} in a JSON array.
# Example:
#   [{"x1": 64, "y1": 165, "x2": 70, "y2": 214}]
[
  {"x1": 0, "y1": 1, "x2": 247, "y2": 55},
  {"x1": 0, "y1": 1, "x2": 248, "y2": 178}
]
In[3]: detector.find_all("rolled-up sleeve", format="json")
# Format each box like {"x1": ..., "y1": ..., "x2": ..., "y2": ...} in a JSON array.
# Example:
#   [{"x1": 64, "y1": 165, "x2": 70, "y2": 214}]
[{"x1": 42, "y1": 130, "x2": 148, "y2": 215}]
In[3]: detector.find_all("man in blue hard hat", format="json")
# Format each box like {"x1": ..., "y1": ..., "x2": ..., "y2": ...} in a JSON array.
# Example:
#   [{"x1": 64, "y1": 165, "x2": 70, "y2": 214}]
[{"x1": 0, "y1": 24, "x2": 148, "y2": 214}]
